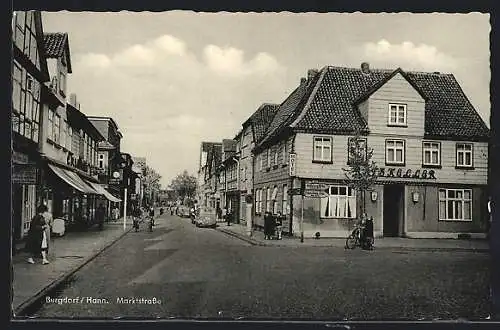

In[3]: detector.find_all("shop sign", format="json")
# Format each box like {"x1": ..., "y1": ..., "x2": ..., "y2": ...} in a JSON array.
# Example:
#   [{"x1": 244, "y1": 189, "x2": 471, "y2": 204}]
[
  {"x1": 12, "y1": 164, "x2": 37, "y2": 184},
  {"x1": 303, "y1": 180, "x2": 328, "y2": 198},
  {"x1": 289, "y1": 153, "x2": 296, "y2": 176},
  {"x1": 108, "y1": 170, "x2": 123, "y2": 185},
  {"x1": 12, "y1": 151, "x2": 29, "y2": 164},
  {"x1": 378, "y1": 167, "x2": 437, "y2": 180}
]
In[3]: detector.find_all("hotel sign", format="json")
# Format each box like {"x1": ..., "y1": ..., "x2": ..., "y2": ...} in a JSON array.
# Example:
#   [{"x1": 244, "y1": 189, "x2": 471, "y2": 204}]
[
  {"x1": 289, "y1": 153, "x2": 296, "y2": 176},
  {"x1": 378, "y1": 167, "x2": 437, "y2": 180}
]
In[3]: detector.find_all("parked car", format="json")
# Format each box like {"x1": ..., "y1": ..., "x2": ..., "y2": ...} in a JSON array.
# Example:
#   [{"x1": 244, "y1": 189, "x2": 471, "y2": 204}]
[
  {"x1": 195, "y1": 207, "x2": 217, "y2": 228},
  {"x1": 178, "y1": 206, "x2": 191, "y2": 218}
]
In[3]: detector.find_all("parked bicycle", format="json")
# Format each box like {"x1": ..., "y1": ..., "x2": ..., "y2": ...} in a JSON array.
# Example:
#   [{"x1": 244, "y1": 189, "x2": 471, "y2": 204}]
[{"x1": 345, "y1": 217, "x2": 374, "y2": 250}]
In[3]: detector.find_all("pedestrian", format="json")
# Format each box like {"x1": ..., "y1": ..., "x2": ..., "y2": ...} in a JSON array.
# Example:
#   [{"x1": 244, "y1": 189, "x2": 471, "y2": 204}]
[
  {"x1": 26, "y1": 205, "x2": 50, "y2": 264},
  {"x1": 487, "y1": 196, "x2": 493, "y2": 239},
  {"x1": 113, "y1": 206, "x2": 119, "y2": 221},
  {"x1": 222, "y1": 206, "x2": 227, "y2": 224},
  {"x1": 226, "y1": 208, "x2": 232, "y2": 226},
  {"x1": 96, "y1": 203, "x2": 106, "y2": 230},
  {"x1": 275, "y1": 212, "x2": 283, "y2": 240},
  {"x1": 42, "y1": 205, "x2": 53, "y2": 254},
  {"x1": 149, "y1": 206, "x2": 155, "y2": 226},
  {"x1": 216, "y1": 206, "x2": 222, "y2": 220},
  {"x1": 264, "y1": 211, "x2": 273, "y2": 240}
]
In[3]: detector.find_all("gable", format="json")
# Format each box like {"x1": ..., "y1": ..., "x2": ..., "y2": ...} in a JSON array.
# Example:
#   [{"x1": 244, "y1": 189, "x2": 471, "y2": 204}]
[{"x1": 369, "y1": 72, "x2": 426, "y2": 103}]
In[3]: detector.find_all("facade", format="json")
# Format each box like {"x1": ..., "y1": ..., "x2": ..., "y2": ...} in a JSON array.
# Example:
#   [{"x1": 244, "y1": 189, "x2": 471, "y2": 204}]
[
  {"x1": 220, "y1": 139, "x2": 239, "y2": 222},
  {"x1": 131, "y1": 156, "x2": 146, "y2": 206},
  {"x1": 197, "y1": 142, "x2": 222, "y2": 208},
  {"x1": 11, "y1": 11, "x2": 50, "y2": 243},
  {"x1": 253, "y1": 64, "x2": 490, "y2": 239},
  {"x1": 237, "y1": 103, "x2": 279, "y2": 228},
  {"x1": 252, "y1": 74, "x2": 318, "y2": 235}
]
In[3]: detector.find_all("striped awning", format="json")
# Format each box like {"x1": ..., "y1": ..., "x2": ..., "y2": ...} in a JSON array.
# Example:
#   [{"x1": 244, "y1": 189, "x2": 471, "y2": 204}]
[
  {"x1": 48, "y1": 164, "x2": 99, "y2": 194},
  {"x1": 85, "y1": 181, "x2": 122, "y2": 203}
]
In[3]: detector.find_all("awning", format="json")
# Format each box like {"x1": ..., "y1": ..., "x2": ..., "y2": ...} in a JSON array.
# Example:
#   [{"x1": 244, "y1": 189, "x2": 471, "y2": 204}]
[
  {"x1": 48, "y1": 164, "x2": 99, "y2": 194},
  {"x1": 85, "y1": 181, "x2": 122, "y2": 202}
]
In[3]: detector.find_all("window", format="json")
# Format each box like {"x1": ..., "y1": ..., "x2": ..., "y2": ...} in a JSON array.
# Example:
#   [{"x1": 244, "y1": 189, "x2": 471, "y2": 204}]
[
  {"x1": 273, "y1": 148, "x2": 278, "y2": 166},
  {"x1": 98, "y1": 154, "x2": 104, "y2": 169},
  {"x1": 54, "y1": 114, "x2": 61, "y2": 144},
  {"x1": 68, "y1": 126, "x2": 73, "y2": 152},
  {"x1": 260, "y1": 153, "x2": 264, "y2": 171},
  {"x1": 12, "y1": 63, "x2": 22, "y2": 114},
  {"x1": 347, "y1": 137, "x2": 367, "y2": 165},
  {"x1": 456, "y1": 143, "x2": 473, "y2": 168},
  {"x1": 423, "y1": 142, "x2": 440, "y2": 166},
  {"x1": 59, "y1": 70, "x2": 66, "y2": 96},
  {"x1": 61, "y1": 120, "x2": 67, "y2": 148},
  {"x1": 320, "y1": 186, "x2": 356, "y2": 218},
  {"x1": 439, "y1": 189, "x2": 472, "y2": 221},
  {"x1": 266, "y1": 149, "x2": 270, "y2": 168},
  {"x1": 313, "y1": 136, "x2": 332, "y2": 162},
  {"x1": 255, "y1": 189, "x2": 262, "y2": 214},
  {"x1": 242, "y1": 167, "x2": 246, "y2": 181},
  {"x1": 386, "y1": 140, "x2": 405, "y2": 165},
  {"x1": 47, "y1": 110, "x2": 54, "y2": 141},
  {"x1": 282, "y1": 185, "x2": 288, "y2": 215},
  {"x1": 266, "y1": 187, "x2": 271, "y2": 212},
  {"x1": 282, "y1": 142, "x2": 287, "y2": 164},
  {"x1": 388, "y1": 103, "x2": 407, "y2": 126},
  {"x1": 272, "y1": 186, "x2": 279, "y2": 214}
]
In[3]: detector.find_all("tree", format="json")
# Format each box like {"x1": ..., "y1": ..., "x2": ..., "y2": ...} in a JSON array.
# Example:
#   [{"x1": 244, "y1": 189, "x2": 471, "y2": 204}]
[
  {"x1": 169, "y1": 170, "x2": 197, "y2": 202},
  {"x1": 142, "y1": 165, "x2": 162, "y2": 206},
  {"x1": 342, "y1": 131, "x2": 380, "y2": 217}
]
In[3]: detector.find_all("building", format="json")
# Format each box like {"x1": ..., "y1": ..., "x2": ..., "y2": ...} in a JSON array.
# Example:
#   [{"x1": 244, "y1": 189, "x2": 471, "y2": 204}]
[
  {"x1": 220, "y1": 139, "x2": 239, "y2": 222},
  {"x1": 253, "y1": 64, "x2": 490, "y2": 239},
  {"x1": 252, "y1": 72, "x2": 319, "y2": 235},
  {"x1": 237, "y1": 103, "x2": 279, "y2": 228},
  {"x1": 88, "y1": 115, "x2": 124, "y2": 217},
  {"x1": 197, "y1": 142, "x2": 222, "y2": 207},
  {"x1": 11, "y1": 11, "x2": 50, "y2": 243},
  {"x1": 131, "y1": 157, "x2": 145, "y2": 206},
  {"x1": 204, "y1": 143, "x2": 223, "y2": 209}
]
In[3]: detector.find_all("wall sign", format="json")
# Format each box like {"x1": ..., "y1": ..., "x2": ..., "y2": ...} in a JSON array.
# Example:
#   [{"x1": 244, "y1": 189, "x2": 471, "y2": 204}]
[
  {"x1": 378, "y1": 167, "x2": 437, "y2": 180},
  {"x1": 289, "y1": 153, "x2": 296, "y2": 176},
  {"x1": 13, "y1": 164, "x2": 37, "y2": 184}
]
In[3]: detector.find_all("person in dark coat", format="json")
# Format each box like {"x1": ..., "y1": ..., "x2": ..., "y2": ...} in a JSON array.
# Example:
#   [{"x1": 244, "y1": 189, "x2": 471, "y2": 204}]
[
  {"x1": 264, "y1": 211, "x2": 273, "y2": 240},
  {"x1": 96, "y1": 203, "x2": 106, "y2": 230},
  {"x1": 26, "y1": 205, "x2": 50, "y2": 264}
]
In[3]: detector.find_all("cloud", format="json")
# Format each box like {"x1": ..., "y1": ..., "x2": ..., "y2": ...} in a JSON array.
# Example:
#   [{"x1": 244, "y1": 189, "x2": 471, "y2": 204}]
[
  {"x1": 71, "y1": 34, "x2": 288, "y2": 186},
  {"x1": 363, "y1": 39, "x2": 459, "y2": 72}
]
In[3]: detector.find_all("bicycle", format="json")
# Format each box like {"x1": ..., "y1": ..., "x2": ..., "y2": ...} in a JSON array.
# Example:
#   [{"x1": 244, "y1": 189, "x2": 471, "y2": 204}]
[{"x1": 345, "y1": 223, "x2": 374, "y2": 250}]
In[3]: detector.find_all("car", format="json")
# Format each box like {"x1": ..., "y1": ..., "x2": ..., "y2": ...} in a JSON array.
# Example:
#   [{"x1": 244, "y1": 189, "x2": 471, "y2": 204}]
[{"x1": 195, "y1": 207, "x2": 217, "y2": 228}]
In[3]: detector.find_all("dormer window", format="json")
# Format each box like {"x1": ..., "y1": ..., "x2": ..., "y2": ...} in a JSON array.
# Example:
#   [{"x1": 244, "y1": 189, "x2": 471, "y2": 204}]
[{"x1": 388, "y1": 103, "x2": 407, "y2": 126}]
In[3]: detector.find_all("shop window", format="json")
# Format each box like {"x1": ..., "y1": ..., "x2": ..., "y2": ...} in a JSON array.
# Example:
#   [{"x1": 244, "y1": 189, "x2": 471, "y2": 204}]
[
  {"x1": 388, "y1": 103, "x2": 407, "y2": 126},
  {"x1": 456, "y1": 143, "x2": 473, "y2": 168},
  {"x1": 313, "y1": 136, "x2": 332, "y2": 163},
  {"x1": 423, "y1": 142, "x2": 441, "y2": 166},
  {"x1": 385, "y1": 139, "x2": 405, "y2": 165},
  {"x1": 320, "y1": 186, "x2": 356, "y2": 219},
  {"x1": 439, "y1": 189, "x2": 472, "y2": 221}
]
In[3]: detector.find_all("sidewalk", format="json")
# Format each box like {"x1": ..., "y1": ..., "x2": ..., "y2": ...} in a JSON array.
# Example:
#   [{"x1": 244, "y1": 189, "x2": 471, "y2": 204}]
[
  {"x1": 11, "y1": 218, "x2": 134, "y2": 316},
  {"x1": 217, "y1": 223, "x2": 490, "y2": 252}
]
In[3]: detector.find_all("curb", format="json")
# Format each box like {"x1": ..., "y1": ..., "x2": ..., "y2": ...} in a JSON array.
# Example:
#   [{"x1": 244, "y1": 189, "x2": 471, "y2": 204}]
[
  {"x1": 216, "y1": 228, "x2": 489, "y2": 252},
  {"x1": 13, "y1": 226, "x2": 133, "y2": 317},
  {"x1": 216, "y1": 228, "x2": 266, "y2": 246}
]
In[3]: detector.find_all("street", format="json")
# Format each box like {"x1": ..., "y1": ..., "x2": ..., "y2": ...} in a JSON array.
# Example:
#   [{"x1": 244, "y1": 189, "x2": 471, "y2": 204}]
[{"x1": 30, "y1": 213, "x2": 490, "y2": 320}]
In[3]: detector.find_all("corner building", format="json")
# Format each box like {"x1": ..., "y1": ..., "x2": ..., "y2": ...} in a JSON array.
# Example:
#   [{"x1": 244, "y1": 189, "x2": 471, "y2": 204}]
[{"x1": 252, "y1": 64, "x2": 489, "y2": 239}]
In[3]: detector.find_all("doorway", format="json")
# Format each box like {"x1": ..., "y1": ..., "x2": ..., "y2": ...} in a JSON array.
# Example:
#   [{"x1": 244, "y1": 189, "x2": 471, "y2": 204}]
[{"x1": 383, "y1": 184, "x2": 405, "y2": 237}]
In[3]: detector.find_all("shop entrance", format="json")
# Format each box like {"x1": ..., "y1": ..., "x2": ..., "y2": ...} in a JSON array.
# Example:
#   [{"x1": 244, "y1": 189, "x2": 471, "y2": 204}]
[{"x1": 383, "y1": 184, "x2": 404, "y2": 237}]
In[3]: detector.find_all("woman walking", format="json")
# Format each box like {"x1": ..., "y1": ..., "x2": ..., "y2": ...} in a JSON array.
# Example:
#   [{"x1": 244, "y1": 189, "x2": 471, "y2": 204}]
[{"x1": 26, "y1": 205, "x2": 50, "y2": 264}]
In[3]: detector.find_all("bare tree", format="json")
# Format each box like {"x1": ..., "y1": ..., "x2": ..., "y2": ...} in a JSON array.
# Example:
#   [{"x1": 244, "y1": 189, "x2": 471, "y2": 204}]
[
  {"x1": 342, "y1": 131, "x2": 379, "y2": 217},
  {"x1": 169, "y1": 170, "x2": 197, "y2": 203}
]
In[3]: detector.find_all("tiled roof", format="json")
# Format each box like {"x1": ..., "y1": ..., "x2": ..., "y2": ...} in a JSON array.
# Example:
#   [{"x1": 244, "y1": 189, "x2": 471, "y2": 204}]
[
  {"x1": 249, "y1": 103, "x2": 279, "y2": 144},
  {"x1": 256, "y1": 73, "x2": 322, "y2": 150},
  {"x1": 43, "y1": 32, "x2": 72, "y2": 73},
  {"x1": 291, "y1": 66, "x2": 489, "y2": 140}
]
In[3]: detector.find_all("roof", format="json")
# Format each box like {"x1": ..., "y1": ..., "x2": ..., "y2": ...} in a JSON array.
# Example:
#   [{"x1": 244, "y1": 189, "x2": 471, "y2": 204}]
[
  {"x1": 247, "y1": 103, "x2": 280, "y2": 144},
  {"x1": 66, "y1": 103, "x2": 105, "y2": 142},
  {"x1": 255, "y1": 74, "x2": 321, "y2": 151},
  {"x1": 206, "y1": 143, "x2": 222, "y2": 175},
  {"x1": 43, "y1": 32, "x2": 72, "y2": 73},
  {"x1": 289, "y1": 66, "x2": 489, "y2": 141}
]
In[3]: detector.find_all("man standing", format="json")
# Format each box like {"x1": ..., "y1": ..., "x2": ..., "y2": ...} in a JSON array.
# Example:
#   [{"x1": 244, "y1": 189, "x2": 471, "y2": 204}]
[{"x1": 96, "y1": 203, "x2": 106, "y2": 231}]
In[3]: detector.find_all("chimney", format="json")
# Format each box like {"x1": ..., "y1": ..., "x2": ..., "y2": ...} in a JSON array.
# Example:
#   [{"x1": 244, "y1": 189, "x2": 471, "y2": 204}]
[
  {"x1": 361, "y1": 62, "x2": 370, "y2": 74},
  {"x1": 300, "y1": 77, "x2": 307, "y2": 85},
  {"x1": 307, "y1": 69, "x2": 319, "y2": 81},
  {"x1": 70, "y1": 93, "x2": 77, "y2": 107}
]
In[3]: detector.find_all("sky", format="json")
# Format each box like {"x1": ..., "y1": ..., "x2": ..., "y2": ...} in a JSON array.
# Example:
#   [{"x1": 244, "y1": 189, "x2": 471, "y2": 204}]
[{"x1": 41, "y1": 11, "x2": 491, "y2": 188}]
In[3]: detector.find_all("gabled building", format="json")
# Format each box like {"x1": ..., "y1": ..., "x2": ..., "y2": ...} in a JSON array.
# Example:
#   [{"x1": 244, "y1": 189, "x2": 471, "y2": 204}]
[
  {"x1": 197, "y1": 142, "x2": 222, "y2": 208},
  {"x1": 219, "y1": 139, "x2": 239, "y2": 222},
  {"x1": 11, "y1": 11, "x2": 50, "y2": 243},
  {"x1": 253, "y1": 63, "x2": 490, "y2": 239},
  {"x1": 236, "y1": 103, "x2": 279, "y2": 226}
]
